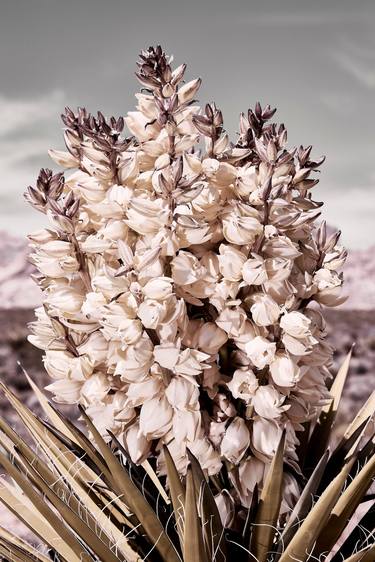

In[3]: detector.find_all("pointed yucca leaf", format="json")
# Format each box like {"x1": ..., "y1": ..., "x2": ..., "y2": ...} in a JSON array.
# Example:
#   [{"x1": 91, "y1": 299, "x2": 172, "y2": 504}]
[
  {"x1": 304, "y1": 348, "x2": 352, "y2": 475},
  {"x1": 42, "y1": 417, "x2": 95, "y2": 461},
  {"x1": 183, "y1": 467, "x2": 208, "y2": 562},
  {"x1": 318, "y1": 418, "x2": 369, "y2": 493},
  {"x1": 0, "y1": 381, "x2": 98, "y2": 474},
  {"x1": 0, "y1": 379, "x2": 109, "y2": 482},
  {"x1": 6, "y1": 431, "x2": 121, "y2": 554},
  {"x1": 40, "y1": 455, "x2": 140, "y2": 561},
  {"x1": 333, "y1": 499, "x2": 375, "y2": 562},
  {"x1": 36, "y1": 397, "x2": 110, "y2": 479},
  {"x1": 274, "y1": 449, "x2": 330, "y2": 560},
  {"x1": 22, "y1": 369, "x2": 79, "y2": 444},
  {"x1": 359, "y1": 544, "x2": 375, "y2": 562},
  {"x1": 342, "y1": 544, "x2": 375, "y2": 562},
  {"x1": 314, "y1": 448, "x2": 375, "y2": 555},
  {"x1": 3, "y1": 447, "x2": 123, "y2": 562},
  {"x1": 0, "y1": 453, "x2": 94, "y2": 562},
  {"x1": 0, "y1": 476, "x2": 89, "y2": 562},
  {"x1": 187, "y1": 449, "x2": 227, "y2": 562},
  {"x1": 278, "y1": 458, "x2": 354, "y2": 562},
  {"x1": 0, "y1": 525, "x2": 51, "y2": 562},
  {"x1": 343, "y1": 391, "x2": 375, "y2": 449},
  {"x1": 242, "y1": 483, "x2": 258, "y2": 552},
  {"x1": 81, "y1": 407, "x2": 181, "y2": 562},
  {"x1": 0, "y1": 399, "x2": 139, "y2": 562},
  {"x1": 250, "y1": 431, "x2": 285, "y2": 562},
  {"x1": 0, "y1": 416, "x2": 85, "y2": 513},
  {"x1": 108, "y1": 431, "x2": 167, "y2": 511},
  {"x1": 0, "y1": 541, "x2": 31, "y2": 562},
  {"x1": 107, "y1": 433, "x2": 181, "y2": 555},
  {"x1": 163, "y1": 445, "x2": 186, "y2": 550},
  {"x1": 142, "y1": 459, "x2": 170, "y2": 505},
  {"x1": 355, "y1": 432, "x2": 375, "y2": 467}
]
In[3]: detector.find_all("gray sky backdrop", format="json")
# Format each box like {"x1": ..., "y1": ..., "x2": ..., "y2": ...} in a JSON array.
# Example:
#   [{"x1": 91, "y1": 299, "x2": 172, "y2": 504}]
[{"x1": 1, "y1": 0, "x2": 374, "y2": 248}]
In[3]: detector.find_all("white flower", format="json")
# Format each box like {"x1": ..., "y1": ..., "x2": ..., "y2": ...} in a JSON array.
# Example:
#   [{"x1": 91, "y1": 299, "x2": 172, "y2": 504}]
[
  {"x1": 189, "y1": 434, "x2": 222, "y2": 475},
  {"x1": 222, "y1": 212, "x2": 262, "y2": 245},
  {"x1": 171, "y1": 251, "x2": 205, "y2": 285},
  {"x1": 165, "y1": 377, "x2": 200, "y2": 410},
  {"x1": 154, "y1": 342, "x2": 181, "y2": 370},
  {"x1": 227, "y1": 369, "x2": 259, "y2": 403},
  {"x1": 220, "y1": 417, "x2": 250, "y2": 464},
  {"x1": 250, "y1": 294, "x2": 280, "y2": 326},
  {"x1": 280, "y1": 311, "x2": 311, "y2": 339},
  {"x1": 78, "y1": 331, "x2": 108, "y2": 365},
  {"x1": 196, "y1": 322, "x2": 228, "y2": 354},
  {"x1": 45, "y1": 379, "x2": 83, "y2": 404},
  {"x1": 218, "y1": 244, "x2": 247, "y2": 281},
  {"x1": 215, "y1": 307, "x2": 247, "y2": 338},
  {"x1": 263, "y1": 236, "x2": 301, "y2": 259},
  {"x1": 252, "y1": 418, "x2": 283, "y2": 461},
  {"x1": 172, "y1": 410, "x2": 201, "y2": 442},
  {"x1": 142, "y1": 277, "x2": 173, "y2": 300},
  {"x1": 125, "y1": 111, "x2": 159, "y2": 141},
  {"x1": 80, "y1": 373, "x2": 110, "y2": 405},
  {"x1": 270, "y1": 353, "x2": 300, "y2": 387},
  {"x1": 178, "y1": 78, "x2": 202, "y2": 104},
  {"x1": 44, "y1": 350, "x2": 93, "y2": 381},
  {"x1": 48, "y1": 149, "x2": 79, "y2": 168},
  {"x1": 242, "y1": 256, "x2": 268, "y2": 285},
  {"x1": 47, "y1": 285, "x2": 84, "y2": 315},
  {"x1": 114, "y1": 336, "x2": 153, "y2": 382},
  {"x1": 122, "y1": 422, "x2": 151, "y2": 464},
  {"x1": 82, "y1": 292, "x2": 107, "y2": 320},
  {"x1": 127, "y1": 378, "x2": 163, "y2": 407},
  {"x1": 139, "y1": 396, "x2": 173, "y2": 439},
  {"x1": 86, "y1": 394, "x2": 135, "y2": 441},
  {"x1": 125, "y1": 196, "x2": 170, "y2": 234},
  {"x1": 245, "y1": 336, "x2": 276, "y2": 369},
  {"x1": 252, "y1": 386, "x2": 289, "y2": 419},
  {"x1": 174, "y1": 348, "x2": 210, "y2": 377},
  {"x1": 232, "y1": 456, "x2": 265, "y2": 507},
  {"x1": 138, "y1": 299, "x2": 168, "y2": 329}
]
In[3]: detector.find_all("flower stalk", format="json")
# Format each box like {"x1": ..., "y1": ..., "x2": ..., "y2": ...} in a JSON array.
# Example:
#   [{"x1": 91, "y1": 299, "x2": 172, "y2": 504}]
[{"x1": 26, "y1": 45, "x2": 347, "y2": 510}]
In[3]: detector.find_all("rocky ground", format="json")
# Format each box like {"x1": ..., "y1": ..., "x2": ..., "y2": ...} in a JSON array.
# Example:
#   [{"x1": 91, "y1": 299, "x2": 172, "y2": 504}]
[{"x1": 0, "y1": 232, "x2": 374, "y2": 538}]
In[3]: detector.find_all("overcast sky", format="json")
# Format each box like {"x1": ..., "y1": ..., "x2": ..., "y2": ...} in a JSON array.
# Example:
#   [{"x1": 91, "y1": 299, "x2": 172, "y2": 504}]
[{"x1": 1, "y1": 0, "x2": 374, "y2": 248}]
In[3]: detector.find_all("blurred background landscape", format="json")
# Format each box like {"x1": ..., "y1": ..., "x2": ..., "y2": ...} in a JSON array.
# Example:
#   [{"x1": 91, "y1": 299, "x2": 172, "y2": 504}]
[{"x1": 0, "y1": 0, "x2": 375, "y2": 533}]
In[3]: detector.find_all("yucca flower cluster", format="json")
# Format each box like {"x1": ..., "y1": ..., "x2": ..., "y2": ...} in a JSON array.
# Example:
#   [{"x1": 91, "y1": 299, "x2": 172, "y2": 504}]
[{"x1": 26, "y1": 45, "x2": 347, "y2": 508}]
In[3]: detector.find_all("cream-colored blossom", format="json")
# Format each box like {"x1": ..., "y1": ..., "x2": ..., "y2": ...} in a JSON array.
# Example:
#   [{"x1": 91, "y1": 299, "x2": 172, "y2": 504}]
[
  {"x1": 252, "y1": 385, "x2": 289, "y2": 419},
  {"x1": 227, "y1": 369, "x2": 259, "y2": 403},
  {"x1": 245, "y1": 336, "x2": 276, "y2": 369},
  {"x1": 218, "y1": 244, "x2": 247, "y2": 281},
  {"x1": 250, "y1": 294, "x2": 280, "y2": 326},
  {"x1": 139, "y1": 395, "x2": 173, "y2": 439},
  {"x1": 122, "y1": 422, "x2": 151, "y2": 464},
  {"x1": 221, "y1": 417, "x2": 250, "y2": 464},
  {"x1": 280, "y1": 311, "x2": 312, "y2": 338},
  {"x1": 270, "y1": 353, "x2": 300, "y2": 387},
  {"x1": 242, "y1": 255, "x2": 268, "y2": 285}
]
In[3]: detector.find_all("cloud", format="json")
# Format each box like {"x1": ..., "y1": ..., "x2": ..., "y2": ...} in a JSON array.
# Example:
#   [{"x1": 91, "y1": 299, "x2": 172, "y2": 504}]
[
  {"x1": 0, "y1": 91, "x2": 65, "y2": 233},
  {"x1": 331, "y1": 39, "x2": 375, "y2": 89},
  {"x1": 321, "y1": 186, "x2": 375, "y2": 249},
  {"x1": 0, "y1": 90, "x2": 64, "y2": 137}
]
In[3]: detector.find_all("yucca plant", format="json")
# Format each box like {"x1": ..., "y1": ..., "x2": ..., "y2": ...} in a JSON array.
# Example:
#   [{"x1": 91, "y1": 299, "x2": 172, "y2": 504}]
[{"x1": 0, "y1": 354, "x2": 374, "y2": 562}]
